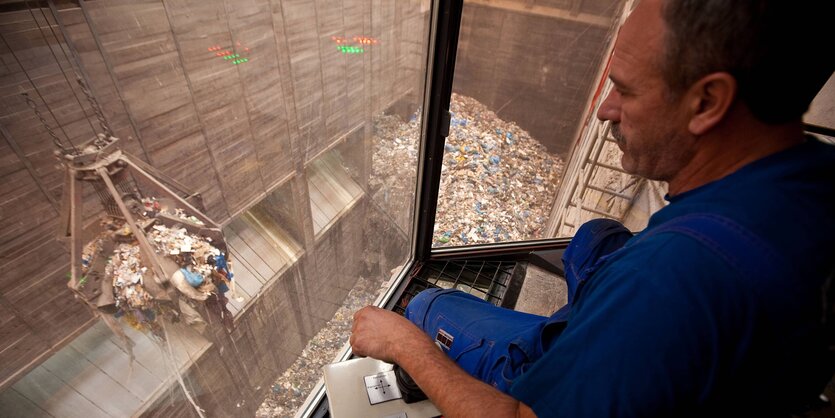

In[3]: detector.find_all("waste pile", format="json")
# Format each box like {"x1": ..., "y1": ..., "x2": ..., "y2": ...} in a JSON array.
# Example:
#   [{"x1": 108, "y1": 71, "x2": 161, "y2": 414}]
[
  {"x1": 369, "y1": 111, "x2": 421, "y2": 233},
  {"x1": 369, "y1": 93, "x2": 564, "y2": 247}
]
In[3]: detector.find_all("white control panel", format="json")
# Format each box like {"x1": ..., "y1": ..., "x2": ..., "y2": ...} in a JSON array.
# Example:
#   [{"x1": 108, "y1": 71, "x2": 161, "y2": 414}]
[{"x1": 323, "y1": 357, "x2": 441, "y2": 418}]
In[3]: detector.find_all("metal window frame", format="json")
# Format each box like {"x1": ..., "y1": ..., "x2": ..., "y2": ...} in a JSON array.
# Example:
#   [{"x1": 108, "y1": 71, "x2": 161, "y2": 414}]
[{"x1": 412, "y1": 0, "x2": 465, "y2": 261}]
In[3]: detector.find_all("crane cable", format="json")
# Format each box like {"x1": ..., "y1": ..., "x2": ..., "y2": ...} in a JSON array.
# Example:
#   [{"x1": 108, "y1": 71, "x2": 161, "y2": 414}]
[
  {"x1": 20, "y1": 92, "x2": 71, "y2": 154},
  {"x1": 24, "y1": 0, "x2": 100, "y2": 142},
  {"x1": 0, "y1": 29, "x2": 77, "y2": 154},
  {"x1": 76, "y1": 74, "x2": 113, "y2": 148}
]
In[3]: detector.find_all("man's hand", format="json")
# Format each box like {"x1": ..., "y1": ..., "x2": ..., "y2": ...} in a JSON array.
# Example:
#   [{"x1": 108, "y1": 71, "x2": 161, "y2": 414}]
[{"x1": 350, "y1": 306, "x2": 433, "y2": 363}]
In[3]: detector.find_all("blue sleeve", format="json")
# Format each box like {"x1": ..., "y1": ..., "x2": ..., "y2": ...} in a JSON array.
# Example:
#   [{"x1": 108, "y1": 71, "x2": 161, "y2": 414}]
[{"x1": 509, "y1": 235, "x2": 751, "y2": 417}]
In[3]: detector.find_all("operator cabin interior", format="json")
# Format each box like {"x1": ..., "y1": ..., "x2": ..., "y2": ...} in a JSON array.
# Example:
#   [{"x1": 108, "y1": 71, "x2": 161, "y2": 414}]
[{"x1": 0, "y1": 0, "x2": 832, "y2": 417}]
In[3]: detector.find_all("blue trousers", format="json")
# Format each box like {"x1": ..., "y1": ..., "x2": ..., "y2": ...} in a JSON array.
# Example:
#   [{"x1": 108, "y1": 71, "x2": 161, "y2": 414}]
[{"x1": 404, "y1": 219, "x2": 633, "y2": 393}]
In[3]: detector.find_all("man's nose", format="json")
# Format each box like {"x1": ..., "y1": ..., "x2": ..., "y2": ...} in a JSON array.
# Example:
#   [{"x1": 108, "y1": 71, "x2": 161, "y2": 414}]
[{"x1": 597, "y1": 89, "x2": 620, "y2": 122}]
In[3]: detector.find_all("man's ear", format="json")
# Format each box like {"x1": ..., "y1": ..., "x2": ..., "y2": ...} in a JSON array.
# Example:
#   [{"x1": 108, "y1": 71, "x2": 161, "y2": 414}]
[{"x1": 685, "y1": 72, "x2": 737, "y2": 136}]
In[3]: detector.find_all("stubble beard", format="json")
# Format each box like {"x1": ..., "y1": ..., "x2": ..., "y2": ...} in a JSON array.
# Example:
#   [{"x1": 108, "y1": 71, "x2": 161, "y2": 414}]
[
  {"x1": 610, "y1": 123, "x2": 637, "y2": 174},
  {"x1": 611, "y1": 123, "x2": 626, "y2": 148}
]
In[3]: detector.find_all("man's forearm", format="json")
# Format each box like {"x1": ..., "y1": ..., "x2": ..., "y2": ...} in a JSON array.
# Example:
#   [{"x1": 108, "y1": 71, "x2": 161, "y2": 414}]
[{"x1": 392, "y1": 335, "x2": 533, "y2": 418}]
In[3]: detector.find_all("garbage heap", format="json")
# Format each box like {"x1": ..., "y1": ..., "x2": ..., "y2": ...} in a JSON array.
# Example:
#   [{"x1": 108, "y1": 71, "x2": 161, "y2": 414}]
[{"x1": 370, "y1": 93, "x2": 564, "y2": 247}]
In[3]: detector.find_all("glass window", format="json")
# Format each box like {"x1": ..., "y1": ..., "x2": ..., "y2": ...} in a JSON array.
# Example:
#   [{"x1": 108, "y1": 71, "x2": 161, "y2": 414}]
[
  {"x1": 432, "y1": 0, "x2": 629, "y2": 247},
  {"x1": 0, "y1": 1, "x2": 430, "y2": 417}
]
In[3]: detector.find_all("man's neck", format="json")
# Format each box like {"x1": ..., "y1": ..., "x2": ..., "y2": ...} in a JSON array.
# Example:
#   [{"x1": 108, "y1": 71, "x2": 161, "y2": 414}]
[{"x1": 667, "y1": 114, "x2": 805, "y2": 196}]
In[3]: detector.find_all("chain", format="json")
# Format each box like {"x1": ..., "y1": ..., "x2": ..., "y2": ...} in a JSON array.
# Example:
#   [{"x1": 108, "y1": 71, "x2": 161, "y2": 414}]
[
  {"x1": 76, "y1": 74, "x2": 112, "y2": 145},
  {"x1": 22, "y1": 92, "x2": 71, "y2": 154}
]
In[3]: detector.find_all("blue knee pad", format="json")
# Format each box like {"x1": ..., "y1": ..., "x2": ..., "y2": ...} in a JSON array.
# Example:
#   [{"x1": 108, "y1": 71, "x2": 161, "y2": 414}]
[
  {"x1": 562, "y1": 219, "x2": 633, "y2": 305},
  {"x1": 542, "y1": 219, "x2": 633, "y2": 343},
  {"x1": 405, "y1": 288, "x2": 546, "y2": 393}
]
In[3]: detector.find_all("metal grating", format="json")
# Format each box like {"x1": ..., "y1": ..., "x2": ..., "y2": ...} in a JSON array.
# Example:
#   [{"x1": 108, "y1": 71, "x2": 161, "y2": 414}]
[{"x1": 393, "y1": 260, "x2": 516, "y2": 315}]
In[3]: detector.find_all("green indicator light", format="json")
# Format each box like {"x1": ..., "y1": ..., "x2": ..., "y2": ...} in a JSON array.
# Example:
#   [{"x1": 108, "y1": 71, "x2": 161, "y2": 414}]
[{"x1": 243, "y1": 58, "x2": 248, "y2": 62}]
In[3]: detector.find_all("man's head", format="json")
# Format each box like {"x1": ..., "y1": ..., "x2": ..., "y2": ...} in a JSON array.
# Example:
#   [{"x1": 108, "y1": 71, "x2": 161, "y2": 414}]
[{"x1": 597, "y1": 0, "x2": 834, "y2": 190}]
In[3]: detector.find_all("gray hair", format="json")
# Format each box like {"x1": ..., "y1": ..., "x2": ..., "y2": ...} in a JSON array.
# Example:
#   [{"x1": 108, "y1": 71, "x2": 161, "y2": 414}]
[{"x1": 660, "y1": 0, "x2": 833, "y2": 124}]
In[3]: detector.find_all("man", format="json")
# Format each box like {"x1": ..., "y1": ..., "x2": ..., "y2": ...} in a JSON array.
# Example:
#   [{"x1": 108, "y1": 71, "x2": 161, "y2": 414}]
[{"x1": 351, "y1": 0, "x2": 835, "y2": 416}]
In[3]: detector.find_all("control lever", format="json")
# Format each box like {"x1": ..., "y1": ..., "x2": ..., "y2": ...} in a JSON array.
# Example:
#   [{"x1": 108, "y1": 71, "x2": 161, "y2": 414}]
[{"x1": 393, "y1": 364, "x2": 428, "y2": 404}]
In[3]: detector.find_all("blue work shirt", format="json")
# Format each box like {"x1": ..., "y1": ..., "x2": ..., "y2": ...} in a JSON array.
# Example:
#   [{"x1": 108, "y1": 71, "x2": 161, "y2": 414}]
[{"x1": 509, "y1": 137, "x2": 835, "y2": 416}]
